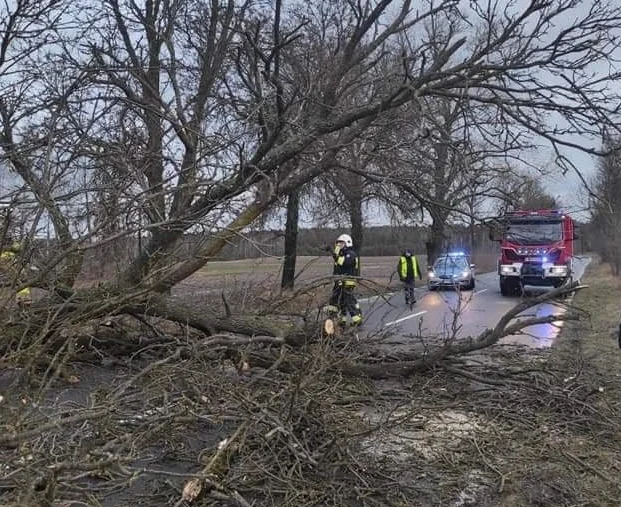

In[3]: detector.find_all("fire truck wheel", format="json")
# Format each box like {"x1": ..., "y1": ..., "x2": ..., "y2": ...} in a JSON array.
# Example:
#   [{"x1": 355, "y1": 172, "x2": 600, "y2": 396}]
[
  {"x1": 500, "y1": 277, "x2": 520, "y2": 297},
  {"x1": 500, "y1": 279, "x2": 511, "y2": 297}
]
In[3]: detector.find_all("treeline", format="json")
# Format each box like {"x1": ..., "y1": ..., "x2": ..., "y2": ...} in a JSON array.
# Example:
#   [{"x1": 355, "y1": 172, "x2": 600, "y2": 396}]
[{"x1": 216, "y1": 224, "x2": 497, "y2": 259}]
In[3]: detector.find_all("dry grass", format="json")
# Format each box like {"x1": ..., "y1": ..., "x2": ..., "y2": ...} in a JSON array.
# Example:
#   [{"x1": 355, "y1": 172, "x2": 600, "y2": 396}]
[
  {"x1": 432, "y1": 256, "x2": 621, "y2": 507},
  {"x1": 519, "y1": 255, "x2": 621, "y2": 506}
]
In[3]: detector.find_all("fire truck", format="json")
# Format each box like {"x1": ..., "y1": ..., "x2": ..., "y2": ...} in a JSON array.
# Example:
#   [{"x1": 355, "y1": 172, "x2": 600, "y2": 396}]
[{"x1": 490, "y1": 209, "x2": 577, "y2": 296}]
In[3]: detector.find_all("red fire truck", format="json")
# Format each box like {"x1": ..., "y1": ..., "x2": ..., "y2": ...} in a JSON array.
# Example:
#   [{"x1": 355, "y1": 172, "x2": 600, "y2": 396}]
[{"x1": 490, "y1": 209, "x2": 577, "y2": 296}]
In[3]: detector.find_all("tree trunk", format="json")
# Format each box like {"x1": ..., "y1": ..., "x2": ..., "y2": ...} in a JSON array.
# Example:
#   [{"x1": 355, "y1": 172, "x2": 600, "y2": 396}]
[
  {"x1": 281, "y1": 189, "x2": 299, "y2": 290},
  {"x1": 425, "y1": 218, "x2": 446, "y2": 266},
  {"x1": 350, "y1": 195, "x2": 363, "y2": 253}
]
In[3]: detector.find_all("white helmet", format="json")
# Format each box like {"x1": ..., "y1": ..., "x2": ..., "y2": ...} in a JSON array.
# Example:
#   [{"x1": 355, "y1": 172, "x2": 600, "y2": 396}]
[{"x1": 336, "y1": 234, "x2": 353, "y2": 247}]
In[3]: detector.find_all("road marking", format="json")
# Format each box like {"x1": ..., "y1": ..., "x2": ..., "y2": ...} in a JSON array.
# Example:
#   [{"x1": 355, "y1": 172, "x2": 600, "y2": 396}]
[
  {"x1": 384, "y1": 310, "x2": 427, "y2": 327},
  {"x1": 473, "y1": 288, "x2": 488, "y2": 296}
]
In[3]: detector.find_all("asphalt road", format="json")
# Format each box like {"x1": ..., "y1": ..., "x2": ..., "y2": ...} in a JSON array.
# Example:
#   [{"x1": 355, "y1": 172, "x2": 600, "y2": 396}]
[{"x1": 359, "y1": 256, "x2": 592, "y2": 348}]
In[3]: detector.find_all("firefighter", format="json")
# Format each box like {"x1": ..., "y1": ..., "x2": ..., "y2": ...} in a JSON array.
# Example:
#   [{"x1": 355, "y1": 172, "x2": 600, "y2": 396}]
[
  {"x1": 0, "y1": 240, "x2": 32, "y2": 306},
  {"x1": 397, "y1": 249, "x2": 422, "y2": 306},
  {"x1": 325, "y1": 233, "x2": 363, "y2": 327}
]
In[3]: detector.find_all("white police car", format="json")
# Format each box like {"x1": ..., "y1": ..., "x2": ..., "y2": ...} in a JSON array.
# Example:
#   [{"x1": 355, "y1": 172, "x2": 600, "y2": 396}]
[{"x1": 427, "y1": 252, "x2": 476, "y2": 291}]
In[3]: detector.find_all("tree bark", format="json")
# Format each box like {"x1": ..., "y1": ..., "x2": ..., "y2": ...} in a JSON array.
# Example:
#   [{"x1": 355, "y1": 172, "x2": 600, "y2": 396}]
[
  {"x1": 124, "y1": 296, "x2": 314, "y2": 347},
  {"x1": 281, "y1": 189, "x2": 300, "y2": 290},
  {"x1": 425, "y1": 218, "x2": 446, "y2": 266},
  {"x1": 350, "y1": 194, "x2": 364, "y2": 254}
]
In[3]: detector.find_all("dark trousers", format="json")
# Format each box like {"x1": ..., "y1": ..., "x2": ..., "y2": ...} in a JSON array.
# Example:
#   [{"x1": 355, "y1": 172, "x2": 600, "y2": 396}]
[
  {"x1": 402, "y1": 279, "x2": 416, "y2": 303},
  {"x1": 329, "y1": 283, "x2": 362, "y2": 320}
]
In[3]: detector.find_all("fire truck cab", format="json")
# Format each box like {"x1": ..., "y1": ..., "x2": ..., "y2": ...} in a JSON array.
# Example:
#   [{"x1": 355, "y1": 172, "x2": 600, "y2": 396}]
[{"x1": 491, "y1": 209, "x2": 576, "y2": 296}]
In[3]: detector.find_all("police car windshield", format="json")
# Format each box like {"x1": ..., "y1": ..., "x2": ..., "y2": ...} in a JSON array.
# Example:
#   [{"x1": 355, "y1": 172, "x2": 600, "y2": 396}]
[
  {"x1": 505, "y1": 220, "x2": 562, "y2": 244},
  {"x1": 434, "y1": 256, "x2": 468, "y2": 270}
]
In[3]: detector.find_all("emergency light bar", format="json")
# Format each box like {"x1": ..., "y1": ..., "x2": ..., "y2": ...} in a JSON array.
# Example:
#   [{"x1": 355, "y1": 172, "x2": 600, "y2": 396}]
[{"x1": 505, "y1": 209, "x2": 563, "y2": 216}]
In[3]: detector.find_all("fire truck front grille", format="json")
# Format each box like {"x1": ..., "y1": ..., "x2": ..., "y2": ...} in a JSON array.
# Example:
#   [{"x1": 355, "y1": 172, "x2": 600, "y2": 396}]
[
  {"x1": 504, "y1": 248, "x2": 563, "y2": 263},
  {"x1": 521, "y1": 264, "x2": 544, "y2": 276},
  {"x1": 504, "y1": 249, "x2": 522, "y2": 261}
]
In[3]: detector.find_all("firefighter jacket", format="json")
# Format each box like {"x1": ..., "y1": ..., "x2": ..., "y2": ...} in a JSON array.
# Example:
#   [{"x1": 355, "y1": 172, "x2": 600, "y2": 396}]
[
  {"x1": 398, "y1": 254, "x2": 421, "y2": 282},
  {"x1": 332, "y1": 246, "x2": 360, "y2": 287}
]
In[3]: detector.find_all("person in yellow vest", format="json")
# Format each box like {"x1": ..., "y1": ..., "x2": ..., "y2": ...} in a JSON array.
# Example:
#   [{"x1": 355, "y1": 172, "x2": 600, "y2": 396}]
[
  {"x1": 325, "y1": 234, "x2": 363, "y2": 327},
  {"x1": 0, "y1": 241, "x2": 32, "y2": 306},
  {"x1": 397, "y1": 249, "x2": 422, "y2": 306}
]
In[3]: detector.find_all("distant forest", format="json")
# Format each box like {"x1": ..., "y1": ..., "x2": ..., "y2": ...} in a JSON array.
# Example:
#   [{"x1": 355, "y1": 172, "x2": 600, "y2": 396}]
[{"x1": 215, "y1": 224, "x2": 496, "y2": 259}]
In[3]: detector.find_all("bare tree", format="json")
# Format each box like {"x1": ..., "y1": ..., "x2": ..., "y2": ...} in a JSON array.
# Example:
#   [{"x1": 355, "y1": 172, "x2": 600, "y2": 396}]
[
  {"x1": 1, "y1": 0, "x2": 620, "y2": 333},
  {"x1": 3, "y1": 2, "x2": 618, "y2": 504},
  {"x1": 497, "y1": 173, "x2": 560, "y2": 213},
  {"x1": 590, "y1": 135, "x2": 621, "y2": 274}
]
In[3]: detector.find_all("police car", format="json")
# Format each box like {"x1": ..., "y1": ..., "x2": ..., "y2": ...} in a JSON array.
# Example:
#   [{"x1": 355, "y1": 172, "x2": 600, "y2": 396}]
[{"x1": 427, "y1": 252, "x2": 476, "y2": 291}]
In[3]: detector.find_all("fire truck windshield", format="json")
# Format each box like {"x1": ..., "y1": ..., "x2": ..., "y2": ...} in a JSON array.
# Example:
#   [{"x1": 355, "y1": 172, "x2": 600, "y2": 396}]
[{"x1": 505, "y1": 220, "x2": 563, "y2": 244}]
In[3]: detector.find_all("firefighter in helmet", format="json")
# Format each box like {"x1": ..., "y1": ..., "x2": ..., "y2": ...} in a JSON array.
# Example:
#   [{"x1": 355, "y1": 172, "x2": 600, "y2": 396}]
[
  {"x1": 0, "y1": 240, "x2": 32, "y2": 306},
  {"x1": 325, "y1": 233, "x2": 363, "y2": 326}
]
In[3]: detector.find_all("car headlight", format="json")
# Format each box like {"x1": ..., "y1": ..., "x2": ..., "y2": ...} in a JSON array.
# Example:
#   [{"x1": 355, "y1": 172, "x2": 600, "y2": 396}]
[
  {"x1": 461, "y1": 270, "x2": 470, "y2": 277},
  {"x1": 428, "y1": 271, "x2": 437, "y2": 280}
]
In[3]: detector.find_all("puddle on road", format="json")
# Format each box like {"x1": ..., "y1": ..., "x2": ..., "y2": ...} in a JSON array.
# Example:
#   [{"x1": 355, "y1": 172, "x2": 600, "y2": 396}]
[{"x1": 501, "y1": 288, "x2": 570, "y2": 348}]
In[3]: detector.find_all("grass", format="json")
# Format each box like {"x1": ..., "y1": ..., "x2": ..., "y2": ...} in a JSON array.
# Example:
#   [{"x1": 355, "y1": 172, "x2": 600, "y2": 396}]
[
  {"x1": 493, "y1": 256, "x2": 621, "y2": 506},
  {"x1": 550, "y1": 254, "x2": 621, "y2": 400},
  {"x1": 196, "y1": 250, "x2": 499, "y2": 279},
  {"x1": 199, "y1": 256, "x2": 287, "y2": 275}
]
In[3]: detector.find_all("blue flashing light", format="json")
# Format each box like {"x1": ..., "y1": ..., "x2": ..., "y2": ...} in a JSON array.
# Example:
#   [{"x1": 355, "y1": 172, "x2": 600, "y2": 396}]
[
  {"x1": 542, "y1": 256, "x2": 548, "y2": 263},
  {"x1": 448, "y1": 251, "x2": 466, "y2": 257}
]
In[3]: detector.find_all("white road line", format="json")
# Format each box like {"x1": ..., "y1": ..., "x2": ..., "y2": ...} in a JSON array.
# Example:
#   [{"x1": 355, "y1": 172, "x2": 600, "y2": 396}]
[
  {"x1": 384, "y1": 310, "x2": 427, "y2": 327},
  {"x1": 473, "y1": 288, "x2": 488, "y2": 296}
]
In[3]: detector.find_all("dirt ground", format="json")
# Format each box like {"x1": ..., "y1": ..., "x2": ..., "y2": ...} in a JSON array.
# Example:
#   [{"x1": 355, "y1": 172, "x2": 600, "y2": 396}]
[
  {"x1": 175, "y1": 255, "x2": 407, "y2": 293},
  {"x1": 1, "y1": 254, "x2": 620, "y2": 506}
]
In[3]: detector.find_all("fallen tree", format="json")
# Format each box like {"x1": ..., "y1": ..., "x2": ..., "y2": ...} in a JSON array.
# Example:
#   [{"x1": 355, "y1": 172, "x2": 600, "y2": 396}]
[
  {"x1": 1, "y1": 274, "x2": 588, "y2": 384},
  {"x1": 0, "y1": 274, "x2": 606, "y2": 507},
  {"x1": 0, "y1": 0, "x2": 618, "y2": 339}
]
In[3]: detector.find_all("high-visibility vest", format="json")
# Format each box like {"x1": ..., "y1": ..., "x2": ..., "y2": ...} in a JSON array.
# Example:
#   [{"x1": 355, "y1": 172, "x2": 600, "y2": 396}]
[{"x1": 398, "y1": 255, "x2": 419, "y2": 280}]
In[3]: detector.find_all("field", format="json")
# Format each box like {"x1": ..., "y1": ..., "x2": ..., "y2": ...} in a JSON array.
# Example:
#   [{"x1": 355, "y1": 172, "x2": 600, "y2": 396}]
[
  {"x1": 174, "y1": 255, "x2": 411, "y2": 308},
  {"x1": 175, "y1": 251, "x2": 498, "y2": 296}
]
